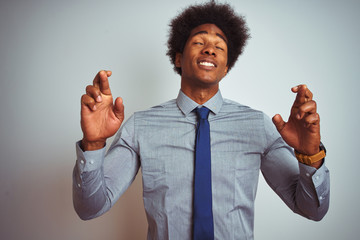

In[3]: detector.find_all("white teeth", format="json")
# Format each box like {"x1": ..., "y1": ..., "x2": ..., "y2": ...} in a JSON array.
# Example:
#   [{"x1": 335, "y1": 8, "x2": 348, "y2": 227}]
[{"x1": 199, "y1": 62, "x2": 215, "y2": 67}]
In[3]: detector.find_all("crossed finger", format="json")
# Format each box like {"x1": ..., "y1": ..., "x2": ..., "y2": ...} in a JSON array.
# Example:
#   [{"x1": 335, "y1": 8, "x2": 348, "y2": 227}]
[
  {"x1": 81, "y1": 70, "x2": 112, "y2": 111},
  {"x1": 93, "y1": 70, "x2": 112, "y2": 95},
  {"x1": 81, "y1": 94, "x2": 97, "y2": 111},
  {"x1": 303, "y1": 112, "x2": 320, "y2": 128},
  {"x1": 86, "y1": 85, "x2": 102, "y2": 103},
  {"x1": 292, "y1": 84, "x2": 313, "y2": 107},
  {"x1": 296, "y1": 100, "x2": 317, "y2": 120}
]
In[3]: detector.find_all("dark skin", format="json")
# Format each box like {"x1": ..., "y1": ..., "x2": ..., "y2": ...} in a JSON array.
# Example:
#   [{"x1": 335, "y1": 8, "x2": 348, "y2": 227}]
[
  {"x1": 175, "y1": 24, "x2": 229, "y2": 104},
  {"x1": 80, "y1": 70, "x2": 124, "y2": 150},
  {"x1": 80, "y1": 23, "x2": 322, "y2": 168}
]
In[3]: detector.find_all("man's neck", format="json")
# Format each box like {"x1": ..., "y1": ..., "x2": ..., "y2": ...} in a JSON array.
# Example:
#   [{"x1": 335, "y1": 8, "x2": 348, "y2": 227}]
[{"x1": 180, "y1": 83, "x2": 219, "y2": 105}]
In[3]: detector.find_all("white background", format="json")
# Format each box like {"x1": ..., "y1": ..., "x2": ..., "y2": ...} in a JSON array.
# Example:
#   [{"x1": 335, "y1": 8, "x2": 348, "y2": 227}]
[{"x1": 0, "y1": 0, "x2": 359, "y2": 239}]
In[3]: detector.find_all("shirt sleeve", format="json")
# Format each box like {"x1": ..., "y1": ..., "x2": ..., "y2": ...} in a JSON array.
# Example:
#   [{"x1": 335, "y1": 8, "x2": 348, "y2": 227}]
[
  {"x1": 72, "y1": 115, "x2": 140, "y2": 220},
  {"x1": 260, "y1": 114, "x2": 330, "y2": 221}
]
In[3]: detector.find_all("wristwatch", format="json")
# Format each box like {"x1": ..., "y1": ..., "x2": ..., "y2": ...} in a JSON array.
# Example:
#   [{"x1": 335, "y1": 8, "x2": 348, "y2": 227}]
[{"x1": 294, "y1": 142, "x2": 326, "y2": 165}]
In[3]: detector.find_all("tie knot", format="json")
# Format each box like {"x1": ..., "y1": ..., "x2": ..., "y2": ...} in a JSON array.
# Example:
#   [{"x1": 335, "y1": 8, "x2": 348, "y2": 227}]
[{"x1": 196, "y1": 107, "x2": 210, "y2": 120}]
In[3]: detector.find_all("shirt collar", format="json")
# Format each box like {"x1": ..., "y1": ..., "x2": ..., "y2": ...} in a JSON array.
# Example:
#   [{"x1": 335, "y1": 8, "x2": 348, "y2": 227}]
[{"x1": 176, "y1": 90, "x2": 223, "y2": 116}]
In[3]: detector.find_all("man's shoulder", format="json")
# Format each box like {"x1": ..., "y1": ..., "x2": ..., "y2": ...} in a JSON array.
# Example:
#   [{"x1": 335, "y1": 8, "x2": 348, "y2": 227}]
[
  {"x1": 222, "y1": 98, "x2": 263, "y2": 115},
  {"x1": 132, "y1": 99, "x2": 179, "y2": 118},
  {"x1": 152, "y1": 99, "x2": 178, "y2": 109},
  {"x1": 138, "y1": 99, "x2": 177, "y2": 112},
  {"x1": 220, "y1": 98, "x2": 275, "y2": 132}
]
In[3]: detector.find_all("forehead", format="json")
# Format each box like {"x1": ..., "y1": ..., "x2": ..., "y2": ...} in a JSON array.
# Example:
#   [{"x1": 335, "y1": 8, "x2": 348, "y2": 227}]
[{"x1": 188, "y1": 23, "x2": 228, "y2": 43}]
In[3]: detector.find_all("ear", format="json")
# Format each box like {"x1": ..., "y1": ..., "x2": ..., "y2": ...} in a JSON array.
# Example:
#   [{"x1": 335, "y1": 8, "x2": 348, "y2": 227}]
[
  {"x1": 175, "y1": 53, "x2": 182, "y2": 68},
  {"x1": 223, "y1": 65, "x2": 229, "y2": 77}
]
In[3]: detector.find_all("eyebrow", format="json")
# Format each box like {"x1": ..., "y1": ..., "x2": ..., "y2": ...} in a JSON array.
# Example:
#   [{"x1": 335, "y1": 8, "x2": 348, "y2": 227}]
[{"x1": 191, "y1": 30, "x2": 228, "y2": 44}]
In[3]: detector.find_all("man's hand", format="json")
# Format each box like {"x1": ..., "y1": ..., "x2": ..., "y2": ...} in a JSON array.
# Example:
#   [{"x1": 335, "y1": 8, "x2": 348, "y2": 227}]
[
  {"x1": 80, "y1": 70, "x2": 124, "y2": 151},
  {"x1": 272, "y1": 85, "x2": 321, "y2": 167}
]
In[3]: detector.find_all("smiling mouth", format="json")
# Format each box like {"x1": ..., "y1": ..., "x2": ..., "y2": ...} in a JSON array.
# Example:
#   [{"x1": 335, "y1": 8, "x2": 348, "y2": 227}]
[{"x1": 199, "y1": 61, "x2": 216, "y2": 67}]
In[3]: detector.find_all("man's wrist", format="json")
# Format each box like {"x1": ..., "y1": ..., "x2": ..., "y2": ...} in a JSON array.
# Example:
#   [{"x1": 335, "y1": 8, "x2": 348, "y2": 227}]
[
  {"x1": 295, "y1": 142, "x2": 326, "y2": 168},
  {"x1": 81, "y1": 138, "x2": 106, "y2": 151}
]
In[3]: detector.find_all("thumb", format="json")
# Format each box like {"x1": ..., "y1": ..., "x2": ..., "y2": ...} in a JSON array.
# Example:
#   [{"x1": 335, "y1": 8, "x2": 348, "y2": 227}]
[
  {"x1": 113, "y1": 97, "x2": 125, "y2": 122},
  {"x1": 272, "y1": 114, "x2": 286, "y2": 133}
]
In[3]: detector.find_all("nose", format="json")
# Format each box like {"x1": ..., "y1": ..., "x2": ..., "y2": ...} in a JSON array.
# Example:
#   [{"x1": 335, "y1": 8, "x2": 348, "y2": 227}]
[{"x1": 202, "y1": 44, "x2": 216, "y2": 56}]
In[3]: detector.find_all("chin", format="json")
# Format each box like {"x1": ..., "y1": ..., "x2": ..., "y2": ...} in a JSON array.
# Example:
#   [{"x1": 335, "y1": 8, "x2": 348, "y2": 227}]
[
  {"x1": 197, "y1": 74, "x2": 221, "y2": 86},
  {"x1": 196, "y1": 79, "x2": 221, "y2": 88}
]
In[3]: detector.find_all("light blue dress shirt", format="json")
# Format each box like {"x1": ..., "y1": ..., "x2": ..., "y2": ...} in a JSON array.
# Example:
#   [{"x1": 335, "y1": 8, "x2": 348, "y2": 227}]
[{"x1": 73, "y1": 90, "x2": 330, "y2": 240}]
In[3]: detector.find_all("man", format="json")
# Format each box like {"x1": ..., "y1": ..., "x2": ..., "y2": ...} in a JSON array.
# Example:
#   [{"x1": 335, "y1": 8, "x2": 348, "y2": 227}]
[{"x1": 73, "y1": 2, "x2": 329, "y2": 239}]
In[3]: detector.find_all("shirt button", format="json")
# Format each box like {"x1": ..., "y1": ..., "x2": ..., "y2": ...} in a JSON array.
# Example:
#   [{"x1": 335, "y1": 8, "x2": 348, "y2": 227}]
[
  {"x1": 77, "y1": 183, "x2": 81, "y2": 188},
  {"x1": 80, "y1": 160, "x2": 84, "y2": 164},
  {"x1": 319, "y1": 196, "x2": 323, "y2": 200},
  {"x1": 89, "y1": 160, "x2": 94, "y2": 165},
  {"x1": 306, "y1": 173, "x2": 310, "y2": 177},
  {"x1": 315, "y1": 176, "x2": 320, "y2": 181}
]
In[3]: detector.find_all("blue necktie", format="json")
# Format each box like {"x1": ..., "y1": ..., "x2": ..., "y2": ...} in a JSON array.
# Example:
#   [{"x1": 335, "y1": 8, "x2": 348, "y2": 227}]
[{"x1": 193, "y1": 107, "x2": 214, "y2": 240}]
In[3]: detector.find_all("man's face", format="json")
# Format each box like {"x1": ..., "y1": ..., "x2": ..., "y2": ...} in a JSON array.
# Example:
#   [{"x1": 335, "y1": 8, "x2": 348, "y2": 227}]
[{"x1": 176, "y1": 23, "x2": 229, "y2": 89}]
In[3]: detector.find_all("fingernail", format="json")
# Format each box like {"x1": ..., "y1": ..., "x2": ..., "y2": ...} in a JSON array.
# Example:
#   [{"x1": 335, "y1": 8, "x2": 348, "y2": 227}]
[
  {"x1": 93, "y1": 105, "x2": 97, "y2": 110},
  {"x1": 296, "y1": 114, "x2": 301, "y2": 119},
  {"x1": 97, "y1": 95, "x2": 102, "y2": 102}
]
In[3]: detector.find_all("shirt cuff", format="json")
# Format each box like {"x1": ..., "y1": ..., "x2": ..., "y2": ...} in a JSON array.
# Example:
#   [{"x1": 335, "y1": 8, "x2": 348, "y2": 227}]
[
  {"x1": 299, "y1": 161, "x2": 330, "y2": 205},
  {"x1": 299, "y1": 161, "x2": 326, "y2": 184},
  {"x1": 75, "y1": 140, "x2": 106, "y2": 172}
]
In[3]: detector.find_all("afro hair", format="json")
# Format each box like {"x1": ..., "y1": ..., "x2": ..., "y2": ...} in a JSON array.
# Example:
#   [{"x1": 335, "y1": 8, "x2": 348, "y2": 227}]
[{"x1": 167, "y1": 1, "x2": 250, "y2": 75}]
